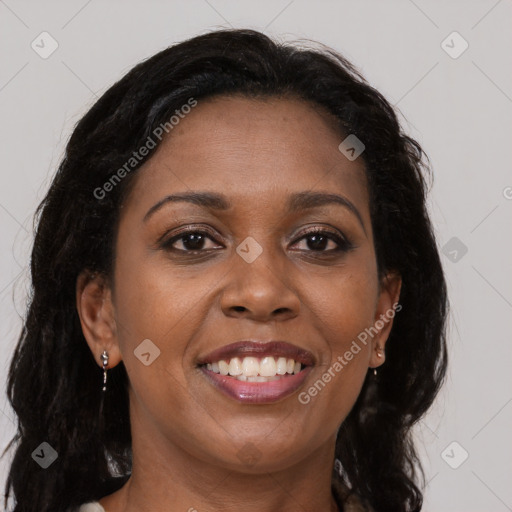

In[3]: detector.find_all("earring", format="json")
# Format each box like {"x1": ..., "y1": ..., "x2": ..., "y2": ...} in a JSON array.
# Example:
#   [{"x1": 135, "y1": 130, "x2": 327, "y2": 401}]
[
  {"x1": 373, "y1": 345, "x2": 384, "y2": 376},
  {"x1": 100, "y1": 350, "x2": 109, "y2": 392}
]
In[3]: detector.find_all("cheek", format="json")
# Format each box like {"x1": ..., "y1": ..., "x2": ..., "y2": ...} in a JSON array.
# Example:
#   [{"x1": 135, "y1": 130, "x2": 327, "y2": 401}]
[
  {"x1": 110, "y1": 240, "x2": 200, "y2": 394},
  {"x1": 298, "y1": 261, "x2": 378, "y2": 405},
  {"x1": 112, "y1": 255, "x2": 212, "y2": 361},
  {"x1": 308, "y1": 262, "x2": 379, "y2": 356},
  {"x1": 111, "y1": 254, "x2": 215, "y2": 434}
]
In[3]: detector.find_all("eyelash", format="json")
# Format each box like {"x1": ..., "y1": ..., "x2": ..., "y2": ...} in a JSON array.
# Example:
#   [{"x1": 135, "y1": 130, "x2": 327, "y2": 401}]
[{"x1": 160, "y1": 226, "x2": 353, "y2": 255}]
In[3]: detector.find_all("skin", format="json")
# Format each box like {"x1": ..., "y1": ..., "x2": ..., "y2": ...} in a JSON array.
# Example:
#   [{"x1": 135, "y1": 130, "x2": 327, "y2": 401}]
[{"x1": 77, "y1": 95, "x2": 401, "y2": 512}]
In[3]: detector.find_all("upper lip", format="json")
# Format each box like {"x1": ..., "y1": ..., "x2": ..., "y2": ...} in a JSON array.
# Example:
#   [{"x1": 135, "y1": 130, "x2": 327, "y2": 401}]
[{"x1": 197, "y1": 341, "x2": 315, "y2": 367}]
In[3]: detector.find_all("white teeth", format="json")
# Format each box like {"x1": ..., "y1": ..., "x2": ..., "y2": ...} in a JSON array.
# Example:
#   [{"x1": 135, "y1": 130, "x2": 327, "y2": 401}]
[
  {"x1": 259, "y1": 356, "x2": 277, "y2": 377},
  {"x1": 218, "y1": 360, "x2": 229, "y2": 375},
  {"x1": 276, "y1": 357, "x2": 287, "y2": 375},
  {"x1": 247, "y1": 375, "x2": 282, "y2": 382},
  {"x1": 242, "y1": 357, "x2": 259, "y2": 377},
  {"x1": 247, "y1": 376, "x2": 266, "y2": 382},
  {"x1": 228, "y1": 357, "x2": 242, "y2": 376},
  {"x1": 206, "y1": 356, "x2": 304, "y2": 378}
]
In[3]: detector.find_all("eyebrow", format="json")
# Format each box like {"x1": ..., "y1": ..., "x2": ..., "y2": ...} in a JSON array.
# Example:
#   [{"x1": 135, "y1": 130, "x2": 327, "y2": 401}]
[{"x1": 143, "y1": 191, "x2": 366, "y2": 232}]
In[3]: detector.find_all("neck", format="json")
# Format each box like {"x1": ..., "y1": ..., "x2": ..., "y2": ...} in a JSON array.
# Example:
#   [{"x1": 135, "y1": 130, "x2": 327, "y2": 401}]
[{"x1": 100, "y1": 405, "x2": 340, "y2": 512}]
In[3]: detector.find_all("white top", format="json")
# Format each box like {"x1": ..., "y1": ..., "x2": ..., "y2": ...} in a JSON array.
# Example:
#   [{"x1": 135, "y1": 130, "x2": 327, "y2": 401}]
[{"x1": 77, "y1": 503, "x2": 106, "y2": 512}]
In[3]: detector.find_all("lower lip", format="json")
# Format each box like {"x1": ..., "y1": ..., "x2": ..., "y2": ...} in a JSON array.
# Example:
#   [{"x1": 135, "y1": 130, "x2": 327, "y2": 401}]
[{"x1": 200, "y1": 366, "x2": 313, "y2": 404}]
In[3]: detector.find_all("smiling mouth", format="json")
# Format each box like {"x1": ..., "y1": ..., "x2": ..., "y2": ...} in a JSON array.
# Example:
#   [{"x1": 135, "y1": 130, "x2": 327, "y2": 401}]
[
  {"x1": 196, "y1": 340, "x2": 315, "y2": 403},
  {"x1": 198, "y1": 355, "x2": 313, "y2": 404},
  {"x1": 199, "y1": 355, "x2": 306, "y2": 382}
]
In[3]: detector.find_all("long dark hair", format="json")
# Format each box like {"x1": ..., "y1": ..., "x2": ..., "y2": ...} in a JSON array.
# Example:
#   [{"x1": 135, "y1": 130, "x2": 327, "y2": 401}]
[{"x1": 3, "y1": 28, "x2": 447, "y2": 512}]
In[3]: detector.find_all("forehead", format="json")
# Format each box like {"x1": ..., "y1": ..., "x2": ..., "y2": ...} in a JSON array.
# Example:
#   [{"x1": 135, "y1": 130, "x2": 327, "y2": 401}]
[{"x1": 124, "y1": 95, "x2": 369, "y2": 217}]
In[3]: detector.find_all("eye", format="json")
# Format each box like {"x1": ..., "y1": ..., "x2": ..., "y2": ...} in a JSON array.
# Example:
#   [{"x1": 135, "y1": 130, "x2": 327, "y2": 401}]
[
  {"x1": 161, "y1": 229, "x2": 223, "y2": 253},
  {"x1": 291, "y1": 228, "x2": 353, "y2": 253},
  {"x1": 160, "y1": 226, "x2": 353, "y2": 255}
]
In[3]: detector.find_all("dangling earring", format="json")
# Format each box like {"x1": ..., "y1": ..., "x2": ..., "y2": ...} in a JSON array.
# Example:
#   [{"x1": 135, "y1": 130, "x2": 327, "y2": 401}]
[
  {"x1": 373, "y1": 345, "x2": 384, "y2": 376},
  {"x1": 100, "y1": 350, "x2": 109, "y2": 392}
]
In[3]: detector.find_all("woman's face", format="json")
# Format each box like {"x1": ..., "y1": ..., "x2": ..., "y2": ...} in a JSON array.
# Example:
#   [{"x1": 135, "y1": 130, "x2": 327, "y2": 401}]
[{"x1": 85, "y1": 95, "x2": 400, "y2": 473}]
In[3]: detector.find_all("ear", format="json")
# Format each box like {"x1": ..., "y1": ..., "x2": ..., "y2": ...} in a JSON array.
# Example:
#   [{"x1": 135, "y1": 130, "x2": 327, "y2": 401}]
[
  {"x1": 369, "y1": 271, "x2": 402, "y2": 370},
  {"x1": 76, "y1": 270, "x2": 122, "y2": 370}
]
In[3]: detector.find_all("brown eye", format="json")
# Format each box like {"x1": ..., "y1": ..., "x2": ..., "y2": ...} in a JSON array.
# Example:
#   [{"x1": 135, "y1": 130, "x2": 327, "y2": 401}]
[
  {"x1": 292, "y1": 229, "x2": 353, "y2": 253},
  {"x1": 161, "y1": 229, "x2": 222, "y2": 253}
]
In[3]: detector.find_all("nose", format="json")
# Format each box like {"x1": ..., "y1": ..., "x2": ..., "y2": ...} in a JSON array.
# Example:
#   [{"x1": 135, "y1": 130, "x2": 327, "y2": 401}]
[{"x1": 220, "y1": 251, "x2": 301, "y2": 323}]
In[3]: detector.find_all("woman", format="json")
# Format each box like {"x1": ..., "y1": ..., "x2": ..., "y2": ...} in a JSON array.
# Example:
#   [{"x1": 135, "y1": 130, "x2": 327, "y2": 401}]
[{"x1": 3, "y1": 29, "x2": 447, "y2": 512}]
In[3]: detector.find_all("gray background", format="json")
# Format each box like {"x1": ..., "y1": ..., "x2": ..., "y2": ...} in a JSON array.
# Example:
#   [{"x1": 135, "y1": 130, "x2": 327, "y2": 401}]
[{"x1": 1, "y1": 1, "x2": 511, "y2": 510}]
